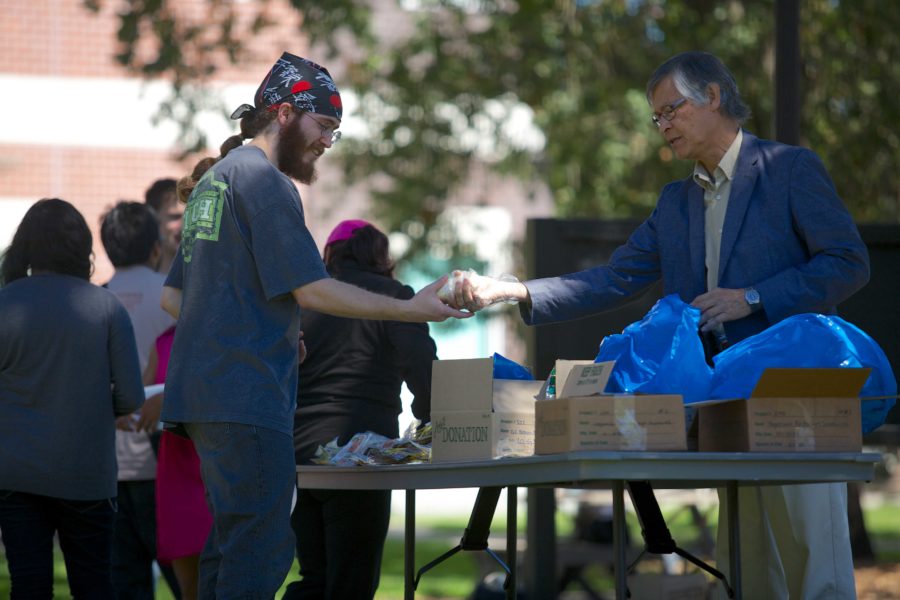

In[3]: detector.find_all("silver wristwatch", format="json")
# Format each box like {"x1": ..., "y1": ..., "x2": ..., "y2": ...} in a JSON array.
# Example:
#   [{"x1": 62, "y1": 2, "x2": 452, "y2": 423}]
[{"x1": 744, "y1": 287, "x2": 762, "y2": 312}]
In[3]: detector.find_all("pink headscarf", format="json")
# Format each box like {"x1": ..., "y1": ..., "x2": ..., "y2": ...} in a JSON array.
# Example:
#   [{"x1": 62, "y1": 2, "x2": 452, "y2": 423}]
[{"x1": 325, "y1": 219, "x2": 372, "y2": 246}]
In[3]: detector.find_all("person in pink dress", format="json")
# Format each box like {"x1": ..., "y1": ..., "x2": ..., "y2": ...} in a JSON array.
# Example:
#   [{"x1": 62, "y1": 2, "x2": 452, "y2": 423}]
[{"x1": 146, "y1": 326, "x2": 212, "y2": 600}]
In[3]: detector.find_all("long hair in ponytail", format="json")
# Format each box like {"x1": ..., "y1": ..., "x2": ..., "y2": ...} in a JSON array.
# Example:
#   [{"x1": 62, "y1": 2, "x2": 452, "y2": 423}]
[{"x1": 177, "y1": 107, "x2": 279, "y2": 204}]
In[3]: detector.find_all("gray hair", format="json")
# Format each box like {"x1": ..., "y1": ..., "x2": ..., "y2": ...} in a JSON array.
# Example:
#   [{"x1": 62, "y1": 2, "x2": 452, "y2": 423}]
[{"x1": 646, "y1": 51, "x2": 751, "y2": 125}]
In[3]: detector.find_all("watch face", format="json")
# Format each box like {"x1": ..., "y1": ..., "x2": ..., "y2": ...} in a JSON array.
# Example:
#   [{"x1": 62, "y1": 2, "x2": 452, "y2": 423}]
[{"x1": 745, "y1": 288, "x2": 760, "y2": 305}]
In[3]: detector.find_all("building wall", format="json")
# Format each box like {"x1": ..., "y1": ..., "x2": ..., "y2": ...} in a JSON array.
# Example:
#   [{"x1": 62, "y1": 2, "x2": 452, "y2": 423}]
[{"x1": 0, "y1": 0, "x2": 318, "y2": 282}]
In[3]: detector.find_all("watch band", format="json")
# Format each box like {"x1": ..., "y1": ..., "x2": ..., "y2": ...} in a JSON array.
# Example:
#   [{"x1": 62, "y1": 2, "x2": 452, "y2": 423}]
[{"x1": 744, "y1": 287, "x2": 762, "y2": 313}]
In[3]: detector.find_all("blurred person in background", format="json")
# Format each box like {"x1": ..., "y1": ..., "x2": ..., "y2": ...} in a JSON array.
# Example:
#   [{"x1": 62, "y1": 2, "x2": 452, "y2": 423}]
[
  {"x1": 0, "y1": 198, "x2": 145, "y2": 598},
  {"x1": 100, "y1": 200, "x2": 180, "y2": 599},
  {"x1": 148, "y1": 180, "x2": 211, "y2": 600},
  {"x1": 145, "y1": 178, "x2": 184, "y2": 275},
  {"x1": 147, "y1": 324, "x2": 211, "y2": 600},
  {"x1": 283, "y1": 220, "x2": 438, "y2": 600}
]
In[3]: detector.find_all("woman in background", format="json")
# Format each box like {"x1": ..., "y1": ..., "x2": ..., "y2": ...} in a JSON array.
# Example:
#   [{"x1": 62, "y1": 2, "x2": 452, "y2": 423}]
[
  {"x1": 0, "y1": 198, "x2": 145, "y2": 598},
  {"x1": 148, "y1": 325, "x2": 212, "y2": 600},
  {"x1": 283, "y1": 220, "x2": 438, "y2": 600},
  {"x1": 150, "y1": 168, "x2": 215, "y2": 600}
]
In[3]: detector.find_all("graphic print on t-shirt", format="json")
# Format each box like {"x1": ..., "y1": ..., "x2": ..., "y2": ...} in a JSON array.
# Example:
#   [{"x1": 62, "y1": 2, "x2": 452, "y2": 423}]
[{"x1": 182, "y1": 168, "x2": 228, "y2": 263}]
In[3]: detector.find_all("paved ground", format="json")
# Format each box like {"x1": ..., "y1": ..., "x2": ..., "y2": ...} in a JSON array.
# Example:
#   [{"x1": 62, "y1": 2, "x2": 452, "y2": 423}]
[{"x1": 856, "y1": 563, "x2": 900, "y2": 599}]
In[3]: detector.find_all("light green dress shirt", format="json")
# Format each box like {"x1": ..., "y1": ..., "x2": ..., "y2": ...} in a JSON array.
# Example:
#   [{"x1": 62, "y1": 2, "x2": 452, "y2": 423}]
[{"x1": 692, "y1": 129, "x2": 743, "y2": 292}]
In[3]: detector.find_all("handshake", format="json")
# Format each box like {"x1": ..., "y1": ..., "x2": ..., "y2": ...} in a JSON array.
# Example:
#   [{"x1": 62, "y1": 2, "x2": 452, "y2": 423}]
[{"x1": 435, "y1": 269, "x2": 528, "y2": 313}]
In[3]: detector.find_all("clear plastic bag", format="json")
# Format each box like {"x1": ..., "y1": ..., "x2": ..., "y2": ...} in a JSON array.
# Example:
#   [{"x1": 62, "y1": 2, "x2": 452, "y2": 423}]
[
  {"x1": 437, "y1": 269, "x2": 521, "y2": 309},
  {"x1": 311, "y1": 420, "x2": 433, "y2": 466}
]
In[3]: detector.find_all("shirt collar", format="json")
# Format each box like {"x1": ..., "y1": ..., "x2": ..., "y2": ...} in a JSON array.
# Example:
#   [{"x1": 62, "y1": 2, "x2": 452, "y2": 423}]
[{"x1": 692, "y1": 129, "x2": 743, "y2": 190}]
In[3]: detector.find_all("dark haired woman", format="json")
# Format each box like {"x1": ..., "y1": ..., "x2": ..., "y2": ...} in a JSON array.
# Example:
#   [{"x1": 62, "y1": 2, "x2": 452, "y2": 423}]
[
  {"x1": 283, "y1": 220, "x2": 438, "y2": 600},
  {"x1": 0, "y1": 198, "x2": 145, "y2": 598}
]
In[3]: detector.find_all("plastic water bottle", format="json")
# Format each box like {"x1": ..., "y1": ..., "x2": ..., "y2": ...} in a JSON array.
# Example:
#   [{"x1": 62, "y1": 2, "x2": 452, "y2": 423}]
[{"x1": 545, "y1": 367, "x2": 556, "y2": 399}]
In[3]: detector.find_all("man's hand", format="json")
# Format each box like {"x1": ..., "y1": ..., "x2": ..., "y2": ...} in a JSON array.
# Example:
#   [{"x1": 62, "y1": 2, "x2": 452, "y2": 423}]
[
  {"x1": 411, "y1": 276, "x2": 473, "y2": 321},
  {"x1": 440, "y1": 270, "x2": 528, "y2": 313},
  {"x1": 134, "y1": 393, "x2": 164, "y2": 433},
  {"x1": 691, "y1": 287, "x2": 752, "y2": 332}
]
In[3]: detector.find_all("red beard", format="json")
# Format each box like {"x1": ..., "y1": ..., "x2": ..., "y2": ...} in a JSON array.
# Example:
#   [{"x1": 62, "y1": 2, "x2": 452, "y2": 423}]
[{"x1": 276, "y1": 114, "x2": 319, "y2": 184}]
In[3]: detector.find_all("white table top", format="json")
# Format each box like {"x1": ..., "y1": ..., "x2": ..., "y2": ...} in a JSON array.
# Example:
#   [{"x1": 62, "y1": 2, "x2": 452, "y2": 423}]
[{"x1": 297, "y1": 451, "x2": 881, "y2": 490}]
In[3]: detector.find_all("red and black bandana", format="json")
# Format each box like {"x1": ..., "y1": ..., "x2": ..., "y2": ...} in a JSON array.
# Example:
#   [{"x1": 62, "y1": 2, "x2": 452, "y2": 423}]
[{"x1": 231, "y1": 52, "x2": 343, "y2": 121}]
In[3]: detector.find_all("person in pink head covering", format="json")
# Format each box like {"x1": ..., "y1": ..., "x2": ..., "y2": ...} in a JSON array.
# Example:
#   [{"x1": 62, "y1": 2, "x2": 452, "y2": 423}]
[
  {"x1": 149, "y1": 325, "x2": 211, "y2": 600},
  {"x1": 325, "y1": 219, "x2": 371, "y2": 247},
  {"x1": 283, "y1": 221, "x2": 438, "y2": 600}
]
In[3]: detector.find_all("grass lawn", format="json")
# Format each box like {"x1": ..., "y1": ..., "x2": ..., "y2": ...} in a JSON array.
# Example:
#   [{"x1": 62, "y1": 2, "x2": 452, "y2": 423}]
[{"x1": 2, "y1": 501, "x2": 898, "y2": 599}]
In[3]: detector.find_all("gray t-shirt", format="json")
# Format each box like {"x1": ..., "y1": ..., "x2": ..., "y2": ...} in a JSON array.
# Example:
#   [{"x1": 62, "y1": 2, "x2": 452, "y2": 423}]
[
  {"x1": 107, "y1": 265, "x2": 175, "y2": 481},
  {"x1": 162, "y1": 145, "x2": 328, "y2": 435}
]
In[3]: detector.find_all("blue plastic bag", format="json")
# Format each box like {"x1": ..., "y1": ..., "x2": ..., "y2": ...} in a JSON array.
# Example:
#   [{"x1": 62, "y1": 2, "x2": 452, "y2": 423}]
[
  {"x1": 492, "y1": 352, "x2": 534, "y2": 380},
  {"x1": 595, "y1": 294, "x2": 713, "y2": 403},
  {"x1": 710, "y1": 314, "x2": 897, "y2": 434}
]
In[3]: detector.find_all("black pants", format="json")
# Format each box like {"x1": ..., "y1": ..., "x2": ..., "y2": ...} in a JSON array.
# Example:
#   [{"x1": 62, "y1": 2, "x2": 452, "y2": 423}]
[
  {"x1": 110, "y1": 480, "x2": 180, "y2": 600},
  {"x1": 0, "y1": 489, "x2": 116, "y2": 599},
  {"x1": 282, "y1": 488, "x2": 391, "y2": 600}
]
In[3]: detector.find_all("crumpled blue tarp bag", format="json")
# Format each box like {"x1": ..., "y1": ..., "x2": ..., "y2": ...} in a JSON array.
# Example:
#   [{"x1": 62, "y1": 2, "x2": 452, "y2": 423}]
[
  {"x1": 492, "y1": 352, "x2": 534, "y2": 380},
  {"x1": 595, "y1": 294, "x2": 713, "y2": 403},
  {"x1": 709, "y1": 314, "x2": 897, "y2": 434}
]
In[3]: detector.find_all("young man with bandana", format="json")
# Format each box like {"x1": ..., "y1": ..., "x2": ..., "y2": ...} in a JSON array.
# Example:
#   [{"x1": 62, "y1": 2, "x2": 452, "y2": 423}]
[{"x1": 159, "y1": 53, "x2": 468, "y2": 598}]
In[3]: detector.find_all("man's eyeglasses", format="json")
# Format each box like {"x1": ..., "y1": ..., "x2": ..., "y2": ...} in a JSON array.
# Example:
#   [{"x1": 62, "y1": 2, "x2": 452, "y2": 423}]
[
  {"x1": 651, "y1": 97, "x2": 688, "y2": 128},
  {"x1": 304, "y1": 112, "x2": 342, "y2": 144}
]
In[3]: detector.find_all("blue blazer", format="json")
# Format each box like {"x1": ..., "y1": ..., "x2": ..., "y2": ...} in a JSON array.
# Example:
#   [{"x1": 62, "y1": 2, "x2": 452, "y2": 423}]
[{"x1": 524, "y1": 131, "x2": 870, "y2": 344}]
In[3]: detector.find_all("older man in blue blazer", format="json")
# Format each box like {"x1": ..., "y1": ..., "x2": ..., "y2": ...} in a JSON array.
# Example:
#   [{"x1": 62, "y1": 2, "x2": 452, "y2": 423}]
[{"x1": 449, "y1": 51, "x2": 868, "y2": 599}]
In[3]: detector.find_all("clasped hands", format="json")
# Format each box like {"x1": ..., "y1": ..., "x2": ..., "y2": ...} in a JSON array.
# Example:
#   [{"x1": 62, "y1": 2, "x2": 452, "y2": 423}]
[
  {"x1": 436, "y1": 269, "x2": 528, "y2": 313},
  {"x1": 432, "y1": 270, "x2": 753, "y2": 327}
]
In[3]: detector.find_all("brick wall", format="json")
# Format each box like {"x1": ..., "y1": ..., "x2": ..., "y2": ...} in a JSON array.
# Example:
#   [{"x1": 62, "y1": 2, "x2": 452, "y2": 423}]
[
  {"x1": 0, "y1": 0, "x2": 324, "y2": 282},
  {"x1": 2, "y1": 0, "x2": 307, "y2": 79}
]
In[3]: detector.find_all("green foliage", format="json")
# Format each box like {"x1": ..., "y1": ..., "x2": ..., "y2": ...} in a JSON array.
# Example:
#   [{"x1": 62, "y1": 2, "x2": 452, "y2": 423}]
[
  {"x1": 802, "y1": 0, "x2": 900, "y2": 221},
  {"x1": 82, "y1": 0, "x2": 900, "y2": 258},
  {"x1": 288, "y1": 0, "x2": 375, "y2": 55}
]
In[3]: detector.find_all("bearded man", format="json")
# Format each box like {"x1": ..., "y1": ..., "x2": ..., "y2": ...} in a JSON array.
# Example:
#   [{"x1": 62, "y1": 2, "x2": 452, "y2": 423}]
[{"x1": 160, "y1": 52, "x2": 467, "y2": 598}]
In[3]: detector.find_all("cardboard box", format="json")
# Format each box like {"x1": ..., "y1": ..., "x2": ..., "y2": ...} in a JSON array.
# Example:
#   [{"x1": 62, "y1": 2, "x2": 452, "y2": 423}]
[
  {"x1": 431, "y1": 358, "x2": 544, "y2": 462},
  {"x1": 535, "y1": 360, "x2": 687, "y2": 454},
  {"x1": 695, "y1": 368, "x2": 869, "y2": 452}
]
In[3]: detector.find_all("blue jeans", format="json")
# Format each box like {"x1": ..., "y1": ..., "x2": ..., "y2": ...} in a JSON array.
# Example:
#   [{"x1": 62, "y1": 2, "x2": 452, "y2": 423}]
[
  {"x1": 184, "y1": 422, "x2": 296, "y2": 600},
  {"x1": 282, "y1": 488, "x2": 391, "y2": 600},
  {"x1": 0, "y1": 489, "x2": 115, "y2": 599},
  {"x1": 110, "y1": 480, "x2": 181, "y2": 600}
]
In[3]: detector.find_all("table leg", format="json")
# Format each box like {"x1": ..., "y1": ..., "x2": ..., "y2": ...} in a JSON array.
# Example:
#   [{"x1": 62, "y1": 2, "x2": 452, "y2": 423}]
[
  {"x1": 507, "y1": 486, "x2": 517, "y2": 600},
  {"x1": 613, "y1": 480, "x2": 627, "y2": 600},
  {"x1": 524, "y1": 488, "x2": 556, "y2": 599},
  {"x1": 727, "y1": 481, "x2": 741, "y2": 599},
  {"x1": 406, "y1": 489, "x2": 415, "y2": 600}
]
